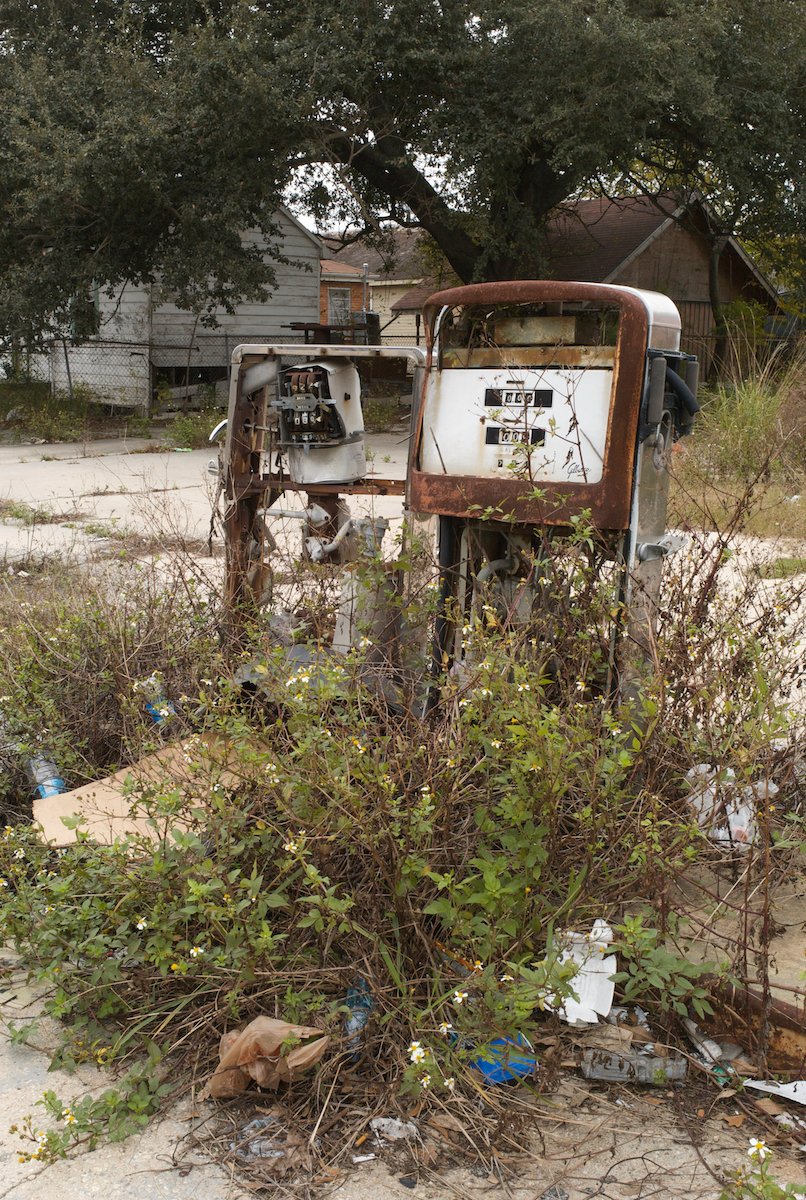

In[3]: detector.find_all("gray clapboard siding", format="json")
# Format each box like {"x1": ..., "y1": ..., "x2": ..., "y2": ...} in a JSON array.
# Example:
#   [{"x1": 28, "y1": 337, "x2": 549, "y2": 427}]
[{"x1": 47, "y1": 210, "x2": 322, "y2": 408}]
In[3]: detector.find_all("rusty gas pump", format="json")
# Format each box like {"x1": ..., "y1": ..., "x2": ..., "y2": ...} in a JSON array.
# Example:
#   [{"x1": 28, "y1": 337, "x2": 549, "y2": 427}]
[{"x1": 407, "y1": 280, "x2": 698, "y2": 696}]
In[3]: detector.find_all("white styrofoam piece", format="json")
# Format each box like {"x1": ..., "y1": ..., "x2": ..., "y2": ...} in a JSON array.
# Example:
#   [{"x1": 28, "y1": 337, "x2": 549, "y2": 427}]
[
  {"x1": 557, "y1": 919, "x2": 616, "y2": 1026},
  {"x1": 745, "y1": 1079, "x2": 806, "y2": 1106}
]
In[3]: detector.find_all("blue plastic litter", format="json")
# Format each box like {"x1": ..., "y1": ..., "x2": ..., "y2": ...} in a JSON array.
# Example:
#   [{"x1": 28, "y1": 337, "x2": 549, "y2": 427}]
[{"x1": 471, "y1": 1032, "x2": 537, "y2": 1084}]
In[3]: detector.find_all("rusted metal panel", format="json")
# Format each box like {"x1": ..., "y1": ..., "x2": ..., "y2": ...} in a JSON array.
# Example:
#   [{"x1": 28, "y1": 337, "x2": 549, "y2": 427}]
[
  {"x1": 409, "y1": 281, "x2": 650, "y2": 531},
  {"x1": 442, "y1": 346, "x2": 616, "y2": 369},
  {"x1": 232, "y1": 474, "x2": 406, "y2": 498}
]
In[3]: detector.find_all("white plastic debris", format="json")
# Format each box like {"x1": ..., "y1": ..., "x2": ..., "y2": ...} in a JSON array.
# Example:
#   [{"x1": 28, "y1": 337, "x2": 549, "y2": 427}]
[
  {"x1": 369, "y1": 1117, "x2": 419, "y2": 1141},
  {"x1": 744, "y1": 1080, "x2": 806, "y2": 1106},
  {"x1": 556, "y1": 919, "x2": 616, "y2": 1025},
  {"x1": 685, "y1": 766, "x2": 779, "y2": 848},
  {"x1": 682, "y1": 1017, "x2": 724, "y2": 1066}
]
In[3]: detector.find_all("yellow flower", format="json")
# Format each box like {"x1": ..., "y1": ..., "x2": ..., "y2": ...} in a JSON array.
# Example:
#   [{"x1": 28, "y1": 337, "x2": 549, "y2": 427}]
[
  {"x1": 170, "y1": 962, "x2": 180, "y2": 972},
  {"x1": 452, "y1": 990, "x2": 468, "y2": 1006}
]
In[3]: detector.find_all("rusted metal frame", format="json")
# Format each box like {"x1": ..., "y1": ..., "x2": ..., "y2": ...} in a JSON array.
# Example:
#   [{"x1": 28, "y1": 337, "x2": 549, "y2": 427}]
[
  {"x1": 409, "y1": 281, "x2": 649, "y2": 531},
  {"x1": 230, "y1": 474, "x2": 406, "y2": 498},
  {"x1": 223, "y1": 389, "x2": 264, "y2": 619}
]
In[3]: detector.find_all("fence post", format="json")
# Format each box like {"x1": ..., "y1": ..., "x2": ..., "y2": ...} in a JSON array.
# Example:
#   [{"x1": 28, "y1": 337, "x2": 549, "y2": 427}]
[{"x1": 60, "y1": 336, "x2": 74, "y2": 401}]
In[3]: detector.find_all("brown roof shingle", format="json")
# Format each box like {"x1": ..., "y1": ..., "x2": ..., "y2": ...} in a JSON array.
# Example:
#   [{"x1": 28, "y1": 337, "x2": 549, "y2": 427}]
[{"x1": 543, "y1": 195, "x2": 679, "y2": 281}]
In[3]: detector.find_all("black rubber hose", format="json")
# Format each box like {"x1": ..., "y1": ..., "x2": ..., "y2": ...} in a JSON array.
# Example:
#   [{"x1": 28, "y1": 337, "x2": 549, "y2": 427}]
[{"x1": 665, "y1": 366, "x2": 700, "y2": 417}]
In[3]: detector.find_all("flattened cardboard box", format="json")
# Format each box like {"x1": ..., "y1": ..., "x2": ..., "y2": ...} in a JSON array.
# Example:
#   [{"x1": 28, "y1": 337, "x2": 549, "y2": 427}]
[{"x1": 33, "y1": 736, "x2": 240, "y2": 847}]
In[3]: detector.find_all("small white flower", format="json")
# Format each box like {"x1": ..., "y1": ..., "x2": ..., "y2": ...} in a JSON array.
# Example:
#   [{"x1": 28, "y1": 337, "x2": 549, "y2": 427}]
[
  {"x1": 500, "y1": 973, "x2": 514, "y2": 983},
  {"x1": 452, "y1": 990, "x2": 469, "y2": 1006},
  {"x1": 189, "y1": 946, "x2": 204, "y2": 959},
  {"x1": 458, "y1": 699, "x2": 469, "y2": 708},
  {"x1": 490, "y1": 739, "x2": 502, "y2": 749},
  {"x1": 264, "y1": 762, "x2": 278, "y2": 774},
  {"x1": 409, "y1": 1041, "x2": 427, "y2": 1064},
  {"x1": 420, "y1": 1072, "x2": 431, "y2": 1088},
  {"x1": 747, "y1": 1138, "x2": 769, "y2": 1162},
  {"x1": 517, "y1": 683, "x2": 530, "y2": 693},
  {"x1": 283, "y1": 837, "x2": 299, "y2": 854},
  {"x1": 0, "y1": 878, "x2": 8, "y2": 888},
  {"x1": 479, "y1": 687, "x2": 492, "y2": 698},
  {"x1": 443, "y1": 1076, "x2": 455, "y2": 1091},
  {"x1": 438, "y1": 1021, "x2": 453, "y2": 1036},
  {"x1": 575, "y1": 679, "x2": 587, "y2": 692},
  {"x1": 13, "y1": 848, "x2": 24, "y2": 860},
  {"x1": 136, "y1": 919, "x2": 147, "y2": 931}
]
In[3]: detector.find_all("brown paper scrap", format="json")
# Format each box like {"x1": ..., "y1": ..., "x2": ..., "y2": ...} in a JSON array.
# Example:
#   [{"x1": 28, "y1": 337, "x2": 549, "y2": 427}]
[{"x1": 204, "y1": 1016, "x2": 329, "y2": 1098}]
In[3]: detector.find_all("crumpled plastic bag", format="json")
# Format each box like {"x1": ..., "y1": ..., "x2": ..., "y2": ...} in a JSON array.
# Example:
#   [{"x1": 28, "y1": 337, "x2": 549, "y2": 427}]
[{"x1": 204, "y1": 1016, "x2": 330, "y2": 1098}]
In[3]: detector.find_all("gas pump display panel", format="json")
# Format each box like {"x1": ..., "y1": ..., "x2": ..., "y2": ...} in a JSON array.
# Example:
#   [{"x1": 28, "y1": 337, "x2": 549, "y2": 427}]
[{"x1": 409, "y1": 282, "x2": 666, "y2": 532}]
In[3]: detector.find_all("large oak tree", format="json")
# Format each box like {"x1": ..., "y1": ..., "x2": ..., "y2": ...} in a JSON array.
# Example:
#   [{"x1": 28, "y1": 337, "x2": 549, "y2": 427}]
[{"x1": 1, "y1": 0, "x2": 803, "y2": 342}]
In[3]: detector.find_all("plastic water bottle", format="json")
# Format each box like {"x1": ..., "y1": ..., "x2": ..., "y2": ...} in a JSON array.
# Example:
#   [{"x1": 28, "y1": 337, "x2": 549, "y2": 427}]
[
  {"x1": 136, "y1": 673, "x2": 176, "y2": 726},
  {"x1": 25, "y1": 754, "x2": 66, "y2": 799},
  {"x1": 344, "y1": 976, "x2": 374, "y2": 1061}
]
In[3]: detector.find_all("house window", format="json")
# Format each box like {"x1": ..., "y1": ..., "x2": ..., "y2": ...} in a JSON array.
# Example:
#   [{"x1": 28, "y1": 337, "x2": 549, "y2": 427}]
[{"x1": 328, "y1": 287, "x2": 352, "y2": 325}]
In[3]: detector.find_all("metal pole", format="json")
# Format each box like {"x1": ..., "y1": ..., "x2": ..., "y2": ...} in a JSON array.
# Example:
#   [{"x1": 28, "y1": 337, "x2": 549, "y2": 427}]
[{"x1": 61, "y1": 336, "x2": 74, "y2": 401}]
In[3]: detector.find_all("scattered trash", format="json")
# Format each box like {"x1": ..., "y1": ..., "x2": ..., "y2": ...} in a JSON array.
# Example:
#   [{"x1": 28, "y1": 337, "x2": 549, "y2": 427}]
[
  {"x1": 555, "y1": 919, "x2": 616, "y2": 1025},
  {"x1": 398, "y1": 1176, "x2": 417, "y2": 1189},
  {"x1": 744, "y1": 1079, "x2": 806, "y2": 1106},
  {"x1": 370, "y1": 1117, "x2": 418, "y2": 1142},
  {"x1": 471, "y1": 1032, "x2": 538, "y2": 1084},
  {"x1": 204, "y1": 1016, "x2": 329, "y2": 1098},
  {"x1": 682, "y1": 1017, "x2": 725, "y2": 1066},
  {"x1": 229, "y1": 1116, "x2": 284, "y2": 1161},
  {"x1": 685, "y1": 765, "x2": 779, "y2": 848},
  {"x1": 352, "y1": 1153, "x2": 376, "y2": 1164},
  {"x1": 24, "y1": 752, "x2": 66, "y2": 799},
  {"x1": 775, "y1": 1112, "x2": 806, "y2": 1134},
  {"x1": 344, "y1": 976, "x2": 374, "y2": 1060},
  {"x1": 580, "y1": 1047, "x2": 687, "y2": 1085}
]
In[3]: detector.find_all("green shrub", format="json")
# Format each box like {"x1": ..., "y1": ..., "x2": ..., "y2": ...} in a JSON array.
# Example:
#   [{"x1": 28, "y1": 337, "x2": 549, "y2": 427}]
[{"x1": 165, "y1": 408, "x2": 222, "y2": 449}]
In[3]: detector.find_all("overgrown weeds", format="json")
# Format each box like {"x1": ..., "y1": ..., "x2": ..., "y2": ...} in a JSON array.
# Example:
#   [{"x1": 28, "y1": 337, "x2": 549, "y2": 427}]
[
  {"x1": 0, "y1": 493, "x2": 803, "y2": 1181},
  {"x1": 671, "y1": 340, "x2": 806, "y2": 537},
  {"x1": 0, "y1": 380, "x2": 150, "y2": 443}
]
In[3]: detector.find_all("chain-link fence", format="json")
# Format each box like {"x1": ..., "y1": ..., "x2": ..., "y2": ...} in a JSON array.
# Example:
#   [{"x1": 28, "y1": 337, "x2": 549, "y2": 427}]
[
  {"x1": 38, "y1": 332, "x2": 308, "y2": 412},
  {"x1": 32, "y1": 327, "x2": 423, "y2": 412}
]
